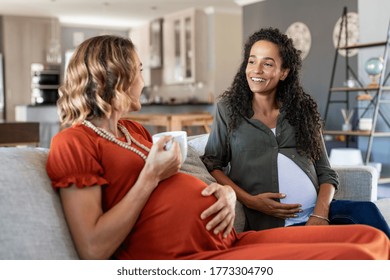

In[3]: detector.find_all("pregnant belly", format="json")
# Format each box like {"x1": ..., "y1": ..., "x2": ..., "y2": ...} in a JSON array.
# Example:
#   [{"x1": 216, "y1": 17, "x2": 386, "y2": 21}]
[{"x1": 116, "y1": 172, "x2": 236, "y2": 259}]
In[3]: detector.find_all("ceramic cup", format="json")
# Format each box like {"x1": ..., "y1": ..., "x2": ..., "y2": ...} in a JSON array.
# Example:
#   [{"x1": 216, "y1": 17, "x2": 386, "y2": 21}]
[{"x1": 152, "y1": 131, "x2": 188, "y2": 163}]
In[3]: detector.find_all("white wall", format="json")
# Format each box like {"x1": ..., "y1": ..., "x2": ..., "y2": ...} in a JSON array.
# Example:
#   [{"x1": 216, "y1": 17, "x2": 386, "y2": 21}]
[
  {"x1": 212, "y1": 12, "x2": 243, "y2": 99},
  {"x1": 358, "y1": 0, "x2": 390, "y2": 85}
]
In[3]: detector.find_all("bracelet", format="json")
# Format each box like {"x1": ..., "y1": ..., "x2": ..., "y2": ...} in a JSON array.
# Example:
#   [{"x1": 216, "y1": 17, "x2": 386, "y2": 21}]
[{"x1": 310, "y1": 214, "x2": 330, "y2": 223}]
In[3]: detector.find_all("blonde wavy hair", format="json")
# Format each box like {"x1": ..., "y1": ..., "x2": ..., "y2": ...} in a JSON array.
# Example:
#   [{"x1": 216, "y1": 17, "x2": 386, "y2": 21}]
[{"x1": 58, "y1": 35, "x2": 138, "y2": 125}]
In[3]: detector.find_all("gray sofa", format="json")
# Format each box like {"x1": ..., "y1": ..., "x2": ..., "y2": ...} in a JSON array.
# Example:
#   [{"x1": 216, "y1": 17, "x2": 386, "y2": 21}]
[{"x1": 1, "y1": 134, "x2": 389, "y2": 259}]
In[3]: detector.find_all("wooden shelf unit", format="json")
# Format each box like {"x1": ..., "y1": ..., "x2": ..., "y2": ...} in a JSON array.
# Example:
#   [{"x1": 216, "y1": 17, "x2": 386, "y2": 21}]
[
  {"x1": 330, "y1": 86, "x2": 390, "y2": 92},
  {"x1": 323, "y1": 7, "x2": 390, "y2": 184}
]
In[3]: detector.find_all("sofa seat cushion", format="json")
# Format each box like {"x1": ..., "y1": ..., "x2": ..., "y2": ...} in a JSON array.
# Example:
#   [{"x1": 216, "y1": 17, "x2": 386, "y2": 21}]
[
  {"x1": 0, "y1": 147, "x2": 79, "y2": 259},
  {"x1": 181, "y1": 145, "x2": 216, "y2": 185}
]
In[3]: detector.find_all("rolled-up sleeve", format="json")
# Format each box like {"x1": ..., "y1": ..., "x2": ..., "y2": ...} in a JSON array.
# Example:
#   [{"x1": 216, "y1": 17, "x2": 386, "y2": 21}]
[
  {"x1": 315, "y1": 135, "x2": 340, "y2": 190},
  {"x1": 201, "y1": 101, "x2": 231, "y2": 171}
]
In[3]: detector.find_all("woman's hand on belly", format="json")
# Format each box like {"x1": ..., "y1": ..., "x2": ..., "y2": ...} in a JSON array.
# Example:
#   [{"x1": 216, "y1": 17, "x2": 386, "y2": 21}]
[
  {"x1": 200, "y1": 183, "x2": 236, "y2": 238},
  {"x1": 248, "y1": 192, "x2": 302, "y2": 220}
]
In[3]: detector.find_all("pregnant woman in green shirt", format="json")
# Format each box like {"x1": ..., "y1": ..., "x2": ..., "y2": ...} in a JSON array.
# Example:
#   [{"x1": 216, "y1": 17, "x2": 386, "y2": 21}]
[{"x1": 202, "y1": 27, "x2": 390, "y2": 238}]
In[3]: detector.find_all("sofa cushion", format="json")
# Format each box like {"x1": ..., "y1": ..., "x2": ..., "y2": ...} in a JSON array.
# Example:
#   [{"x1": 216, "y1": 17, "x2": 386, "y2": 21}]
[
  {"x1": 182, "y1": 135, "x2": 246, "y2": 233},
  {"x1": 181, "y1": 145, "x2": 216, "y2": 185},
  {"x1": 0, "y1": 147, "x2": 79, "y2": 259},
  {"x1": 187, "y1": 134, "x2": 209, "y2": 156}
]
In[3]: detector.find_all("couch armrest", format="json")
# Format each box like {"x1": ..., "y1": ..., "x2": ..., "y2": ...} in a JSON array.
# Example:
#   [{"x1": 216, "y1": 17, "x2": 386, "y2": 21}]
[
  {"x1": 0, "y1": 147, "x2": 79, "y2": 259},
  {"x1": 333, "y1": 165, "x2": 378, "y2": 202}
]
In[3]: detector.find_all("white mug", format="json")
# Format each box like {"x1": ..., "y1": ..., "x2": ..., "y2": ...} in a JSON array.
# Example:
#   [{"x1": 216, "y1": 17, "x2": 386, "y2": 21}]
[{"x1": 152, "y1": 131, "x2": 188, "y2": 163}]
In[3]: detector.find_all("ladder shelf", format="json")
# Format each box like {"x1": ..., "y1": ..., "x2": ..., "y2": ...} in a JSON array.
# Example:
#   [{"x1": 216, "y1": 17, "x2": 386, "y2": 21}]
[{"x1": 323, "y1": 7, "x2": 390, "y2": 184}]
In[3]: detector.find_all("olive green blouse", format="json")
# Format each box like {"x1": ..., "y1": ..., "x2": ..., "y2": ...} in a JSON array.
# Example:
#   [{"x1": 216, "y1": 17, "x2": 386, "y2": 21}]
[{"x1": 201, "y1": 100, "x2": 339, "y2": 231}]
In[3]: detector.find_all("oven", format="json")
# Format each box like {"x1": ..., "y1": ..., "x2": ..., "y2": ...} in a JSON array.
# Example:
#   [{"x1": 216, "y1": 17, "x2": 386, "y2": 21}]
[{"x1": 31, "y1": 63, "x2": 60, "y2": 105}]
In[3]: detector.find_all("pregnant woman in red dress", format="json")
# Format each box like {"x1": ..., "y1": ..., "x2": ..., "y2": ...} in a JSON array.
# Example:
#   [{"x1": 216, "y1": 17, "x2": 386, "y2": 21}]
[{"x1": 46, "y1": 35, "x2": 390, "y2": 260}]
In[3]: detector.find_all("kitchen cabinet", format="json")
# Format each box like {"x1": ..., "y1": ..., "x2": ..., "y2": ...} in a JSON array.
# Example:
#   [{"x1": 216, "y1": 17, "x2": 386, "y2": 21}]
[
  {"x1": 162, "y1": 8, "x2": 208, "y2": 85},
  {"x1": 0, "y1": 15, "x2": 60, "y2": 121}
]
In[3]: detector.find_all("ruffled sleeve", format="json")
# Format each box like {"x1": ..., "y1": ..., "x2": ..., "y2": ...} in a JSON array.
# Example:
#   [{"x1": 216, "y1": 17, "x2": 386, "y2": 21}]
[{"x1": 46, "y1": 126, "x2": 109, "y2": 189}]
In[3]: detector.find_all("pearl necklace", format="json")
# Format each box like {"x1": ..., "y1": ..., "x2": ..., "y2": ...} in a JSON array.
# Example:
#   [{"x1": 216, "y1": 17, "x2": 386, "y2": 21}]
[{"x1": 82, "y1": 120, "x2": 150, "y2": 161}]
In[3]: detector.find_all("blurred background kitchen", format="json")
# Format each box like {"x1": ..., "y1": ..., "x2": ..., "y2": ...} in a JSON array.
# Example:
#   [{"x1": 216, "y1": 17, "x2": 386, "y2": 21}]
[
  {"x1": 0, "y1": 0, "x2": 389, "y2": 158},
  {"x1": 0, "y1": 0, "x2": 246, "y2": 147}
]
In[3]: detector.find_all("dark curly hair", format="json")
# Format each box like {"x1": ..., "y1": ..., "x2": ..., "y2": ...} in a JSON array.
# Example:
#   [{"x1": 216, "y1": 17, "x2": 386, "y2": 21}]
[{"x1": 221, "y1": 27, "x2": 323, "y2": 161}]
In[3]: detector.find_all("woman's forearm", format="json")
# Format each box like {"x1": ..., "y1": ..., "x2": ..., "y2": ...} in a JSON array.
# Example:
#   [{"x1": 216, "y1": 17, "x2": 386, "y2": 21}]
[{"x1": 312, "y1": 183, "x2": 335, "y2": 218}]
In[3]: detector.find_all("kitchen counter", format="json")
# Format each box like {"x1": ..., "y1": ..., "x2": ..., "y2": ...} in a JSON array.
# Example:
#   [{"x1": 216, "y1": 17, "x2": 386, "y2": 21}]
[
  {"x1": 22, "y1": 102, "x2": 214, "y2": 108},
  {"x1": 17, "y1": 102, "x2": 215, "y2": 115},
  {"x1": 15, "y1": 105, "x2": 60, "y2": 148},
  {"x1": 14, "y1": 102, "x2": 215, "y2": 147},
  {"x1": 138, "y1": 102, "x2": 214, "y2": 114},
  {"x1": 141, "y1": 102, "x2": 213, "y2": 106}
]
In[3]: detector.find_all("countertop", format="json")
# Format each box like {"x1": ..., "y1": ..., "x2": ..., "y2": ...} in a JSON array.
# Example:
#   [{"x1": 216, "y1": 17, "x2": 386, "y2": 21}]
[
  {"x1": 19, "y1": 102, "x2": 215, "y2": 115},
  {"x1": 25, "y1": 102, "x2": 214, "y2": 107},
  {"x1": 141, "y1": 102, "x2": 213, "y2": 106}
]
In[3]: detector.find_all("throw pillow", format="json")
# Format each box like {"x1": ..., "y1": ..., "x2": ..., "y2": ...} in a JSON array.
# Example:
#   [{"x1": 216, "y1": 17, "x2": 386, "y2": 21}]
[{"x1": 181, "y1": 145, "x2": 216, "y2": 185}]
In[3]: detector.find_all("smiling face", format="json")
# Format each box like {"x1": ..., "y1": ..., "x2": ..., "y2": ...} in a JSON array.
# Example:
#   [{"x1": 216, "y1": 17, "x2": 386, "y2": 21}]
[{"x1": 246, "y1": 40, "x2": 289, "y2": 97}]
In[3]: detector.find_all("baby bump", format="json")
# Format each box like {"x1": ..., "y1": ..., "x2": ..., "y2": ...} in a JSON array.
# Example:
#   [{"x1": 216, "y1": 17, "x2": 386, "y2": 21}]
[{"x1": 121, "y1": 173, "x2": 235, "y2": 259}]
